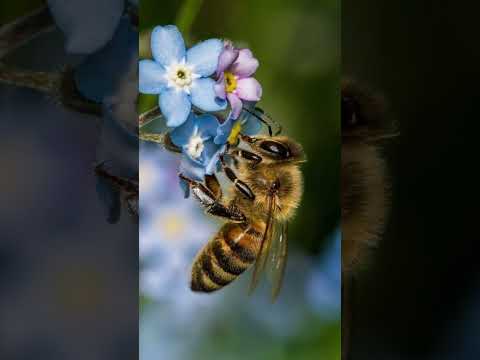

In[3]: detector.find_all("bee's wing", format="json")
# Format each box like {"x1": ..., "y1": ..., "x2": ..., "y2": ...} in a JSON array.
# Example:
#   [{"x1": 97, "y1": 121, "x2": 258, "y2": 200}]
[
  {"x1": 248, "y1": 195, "x2": 275, "y2": 295},
  {"x1": 268, "y1": 221, "x2": 288, "y2": 302}
]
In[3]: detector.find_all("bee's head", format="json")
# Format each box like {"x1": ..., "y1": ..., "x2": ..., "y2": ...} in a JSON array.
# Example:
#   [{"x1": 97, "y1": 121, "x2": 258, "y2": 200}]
[
  {"x1": 241, "y1": 135, "x2": 305, "y2": 164},
  {"x1": 342, "y1": 79, "x2": 394, "y2": 142}
]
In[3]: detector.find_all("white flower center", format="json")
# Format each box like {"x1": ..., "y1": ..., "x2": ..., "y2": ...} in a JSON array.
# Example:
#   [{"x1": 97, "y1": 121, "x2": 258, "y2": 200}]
[
  {"x1": 186, "y1": 133, "x2": 205, "y2": 159},
  {"x1": 164, "y1": 59, "x2": 199, "y2": 94}
]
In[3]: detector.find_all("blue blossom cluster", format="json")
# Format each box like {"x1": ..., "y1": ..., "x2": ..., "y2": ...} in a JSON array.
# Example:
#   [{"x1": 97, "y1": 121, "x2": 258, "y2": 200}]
[
  {"x1": 48, "y1": 0, "x2": 139, "y2": 222},
  {"x1": 139, "y1": 25, "x2": 263, "y2": 181}
]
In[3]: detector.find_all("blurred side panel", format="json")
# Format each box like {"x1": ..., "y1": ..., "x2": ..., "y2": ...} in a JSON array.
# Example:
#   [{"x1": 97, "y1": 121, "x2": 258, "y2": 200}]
[
  {"x1": 343, "y1": 1, "x2": 478, "y2": 359},
  {"x1": 0, "y1": 1, "x2": 138, "y2": 359}
]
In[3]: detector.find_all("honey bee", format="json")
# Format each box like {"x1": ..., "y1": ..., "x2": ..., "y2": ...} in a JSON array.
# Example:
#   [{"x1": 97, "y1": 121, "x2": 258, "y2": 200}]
[
  {"x1": 180, "y1": 131, "x2": 305, "y2": 301},
  {"x1": 341, "y1": 79, "x2": 397, "y2": 360},
  {"x1": 341, "y1": 79, "x2": 397, "y2": 274}
]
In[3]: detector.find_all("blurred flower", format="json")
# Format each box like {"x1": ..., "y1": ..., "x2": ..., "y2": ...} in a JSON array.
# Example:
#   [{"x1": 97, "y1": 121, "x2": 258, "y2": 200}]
[
  {"x1": 94, "y1": 86, "x2": 138, "y2": 224},
  {"x1": 47, "y1": 0, "x2": 126, "y2": 54},
  {"x1": 305, "y1": 227, "x2": 341, "y2": 319},
  {"x1": 214, "y1": 42, "x2": 262, "y2": 119},
  {"x1": 140, "y1": 145, "x2": 180, "y2": 209},
  {"x1": 214, "y1": 104, "x2": 262, "y2": 145},
  {"x1": 139, "y1": 25, "x2": 226, "y2": 127},
  {"x1": 74, "y1": 17, "x2": 137, "y2": 104},
  {"x1": 103, "y1": 57, "x2": 138, "y2": 135},
  {"x1": 140, "y1": 143, "x2": 222, "y2": 323}
]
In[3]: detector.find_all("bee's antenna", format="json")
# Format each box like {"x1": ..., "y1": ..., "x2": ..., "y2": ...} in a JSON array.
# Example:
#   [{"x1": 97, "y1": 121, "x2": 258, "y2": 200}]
[{"x1": 242, "y1": 107, "x2": 282, "y2": 136}]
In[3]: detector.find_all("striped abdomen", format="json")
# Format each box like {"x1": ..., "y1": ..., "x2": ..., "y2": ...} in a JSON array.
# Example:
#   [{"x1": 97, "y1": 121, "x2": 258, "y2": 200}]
[{"x1": 191, "y1": 222, "x2": 263, "y2": 293}]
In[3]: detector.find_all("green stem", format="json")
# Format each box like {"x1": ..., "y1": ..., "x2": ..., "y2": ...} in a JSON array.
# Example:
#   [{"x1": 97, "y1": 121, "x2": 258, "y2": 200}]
[
  {"x1": 175, "y1": 0, "x2": 204, "y2": 42},
  {"x1": 0, "y1": 63, "x2": 102, "y2": 116},
  {"x1": 139, "y1": 132, "x2": 165, "y2": 145},
  {"x1": 0, "y1": 63, "x2": 60, "y2": 94},
  {"x1": 139, "y1": 105, "x2": 161, "y2": 128},
  {"x1": 0, "y1": 6, "x2": 54, "y2": 59}
]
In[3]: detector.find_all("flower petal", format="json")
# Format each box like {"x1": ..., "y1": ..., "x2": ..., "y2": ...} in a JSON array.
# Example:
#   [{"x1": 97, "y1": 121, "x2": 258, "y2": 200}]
[
  {"x1": 74, "y1": 18, "x2": 137, "y2": 102},
  {"x1": 195, "y1": 114, "x2": 220, "y2": 139},
  {"x1": 214, "y1": 114, "x2": 234, "y2": 145},
  {"x1": 151, "y1": 25, "x2": 186, "y2": 67},
  {"x1": 169, "y1": 112, "x2": 196, "y2": 147},
  {"x1": 204, "y1": 143, "x2": 226, "y2": 175},
  {"x1": 179, "y1": 177, "x2": 190, "y2": 198},
  {"x1": 231, "y1": 49, "x2": 259, "y2": 78},
  {"x1": 236, "y1": 78, "x2": 262, "y2": 101},
  {"x1": 139, "y1": 60, "x2": 167, "y2": 94},
  {"x1": 191, "y1": 78, "x2": 227, "y2": 112},
  {"x1": 214, "y1": 77, "x2": 226, "y2": 99},
  {"x1": 48, "y1": 0, "x2": 124, "y2": 54},
  {"x1": 216, "y1": 44, "x2": 239, "y2": 77},
  {"x1": 186, "y1": 39, "x2": 223, "y2": 77},
  {"x1": 227, "y1": 93, "x2": 243, "y2": 119},
  {"x1": 179, "y1": 157, "x2": 206, "y2": 182},
  {"x1": 201, "y1": 140, "x2": 220, "y2": 163},
  {"x1": 241, "y1": 114, "x2": 262, "y2": 135},
  {"x1": 159, "y1": 88, "x2": 191, "y2": 127}
]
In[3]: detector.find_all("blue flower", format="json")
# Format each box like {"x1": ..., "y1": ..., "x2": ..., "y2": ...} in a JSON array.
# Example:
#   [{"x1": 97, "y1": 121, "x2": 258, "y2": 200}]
[
  {"x1": 169, "y1": 112, "x2": 225, "y2": 182},
  {"x1": 48, "y1": 0, "x2": 127, "y2": 54},
  {"x1": 74, "y1": 17, "x2": 137, "y2": 103},
  {"x1": 214, "y1": 104, "x2": 262, "y2": 145},
  {"x1": 139, "y1": 25, "x2": 227, "y2": 127}
]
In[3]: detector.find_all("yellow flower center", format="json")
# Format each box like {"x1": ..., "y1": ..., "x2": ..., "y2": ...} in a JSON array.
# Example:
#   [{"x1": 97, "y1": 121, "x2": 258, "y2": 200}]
[
  {"x1": 224, "y1": 71, "x2": 237, "y2": 93},
  {"x1": 227, "y1": 121, "x2": 243, "y2": 145}
]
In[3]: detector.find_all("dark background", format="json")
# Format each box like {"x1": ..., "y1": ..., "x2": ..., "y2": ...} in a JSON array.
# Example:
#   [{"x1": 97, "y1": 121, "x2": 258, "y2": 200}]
[{"x1": 343, "y1": 1, "x2": 478, "y2": 359}]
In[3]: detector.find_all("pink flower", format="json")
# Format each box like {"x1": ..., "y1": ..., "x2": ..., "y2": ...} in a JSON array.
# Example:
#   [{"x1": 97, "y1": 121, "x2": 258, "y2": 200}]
[{"x1": 214, "y1": 42, "x2": 262, "y2": 119}]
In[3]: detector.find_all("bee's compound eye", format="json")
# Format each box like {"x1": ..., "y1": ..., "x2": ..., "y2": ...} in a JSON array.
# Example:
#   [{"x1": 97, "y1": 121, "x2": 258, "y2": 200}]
[{"x1": 259, "y1": 141, "x2": 291, "y2": 159}]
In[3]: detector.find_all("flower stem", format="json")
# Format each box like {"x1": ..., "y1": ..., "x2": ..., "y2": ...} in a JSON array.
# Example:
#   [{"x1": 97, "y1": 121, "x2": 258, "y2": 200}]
[
  {"x1": 0, "y1": 63, "x2": 102, "y2": 116},
  {"x1": 0, "y1": 63, "x2": 60, "y2": 94},
  {"x1": 139, "y1": 132, "x2": 165, "y2": 144},
  {"x1": 175, "y1": 0, "x2": 204, "y2": 42},
  {"x1": 139, "y1": 105, "x2": 161, "y2": 128},
  {"x1": 0, "y1": 5, "x2": 55, "y2": 59}
]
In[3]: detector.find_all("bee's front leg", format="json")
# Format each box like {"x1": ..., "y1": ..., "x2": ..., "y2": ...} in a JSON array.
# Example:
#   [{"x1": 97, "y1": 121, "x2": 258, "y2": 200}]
[
  {"x1": 229, "y1": 148, "x2": 262, "y2": 166},
  {"x1": 204, "y1": 173, "x2": 222, "y2": 200},
  {"x1": 219, "y1": 155, "x2": 255, "y2": 201},
  {"x1": 179, "y1": 174, "x2": 246, "y2": 223}
]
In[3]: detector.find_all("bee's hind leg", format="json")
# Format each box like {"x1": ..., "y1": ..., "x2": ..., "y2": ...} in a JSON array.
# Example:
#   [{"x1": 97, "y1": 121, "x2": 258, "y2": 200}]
[{"x1": 179, "y1": 174, "x2": 246, "y2": 223}]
